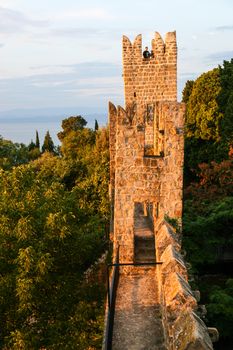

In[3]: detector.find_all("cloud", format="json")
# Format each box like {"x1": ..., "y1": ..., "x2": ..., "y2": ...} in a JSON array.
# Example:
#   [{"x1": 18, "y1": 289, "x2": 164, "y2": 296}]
[
  {"x1": 29, "y1": 62, "x2": 122, "y2": 79},
  {"x1": 180, "y1": 72, "x2": 198, "y2": 79},
  {"x1": 46, "y1": 26, "x2": 121, "y2": 42},
  {"x1": 27, "y1": 66, "x2": 122, "y2": 90},
  {"x1": 50, "y1": 27, "x2": 107, "y2": 38},
  {"x1": 0, "y1": 43, "x2": 4, "y2": 48},
  {"x1": 179, "y1": 47, "x2": 187, "y2": 52},
  {"x1": 64, "y1": 62, "x2": 122, "y2": 78},
  {"x1": 0, "y1": 61, "x2": 124, "y2": 111},
  {"x1": 206, "y1": 50, "x2": 233, "y2": 63},
  {"x1": 0, "y1": 6, "x2": 49, "y2": 34},
  {"x1": 53, "y1": 8, "x2": 112, "y2": 21},
  {"x1": 26, "y1": 25, "x2": 121, "y2": 47},
  {"x1": 215, "y1": 25, "x2": 233, "y2": 32}
]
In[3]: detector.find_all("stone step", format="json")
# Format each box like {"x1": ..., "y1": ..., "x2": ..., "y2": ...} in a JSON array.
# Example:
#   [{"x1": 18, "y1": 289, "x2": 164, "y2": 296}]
[
  {"x1": 135, "y1": 239, "x2": 155, "y2": 247},
  {"x1": 134, "y1": 241, "x2": 155, "y2": 250},
  {"x1": 135, "y1": 233, "x2": 154, "y2": 239},
  {"x1": 135, "y1": 245, "x2": 155, "y2": 252},
  {"x1": 135, "y1": 250, "x2": 155, "y2": 258},
  {"x1": 135, "y1": 245, "x2": 154, "y2": 251},
  {"x1": 135, "y1": 234, "x2": 156, "y2": 263},
  {"x1": 135, "y1": 236, "x2": 155, "y2": 243},
  {"x1": 134, "y1": 229, "x2": 154, "y2": 238},
  {"x1": 134, "y1": 255, "x2": 156, "y2": 263},
  {"x1": 135, "y1": 252, "x2": 155, "y2": 259}
]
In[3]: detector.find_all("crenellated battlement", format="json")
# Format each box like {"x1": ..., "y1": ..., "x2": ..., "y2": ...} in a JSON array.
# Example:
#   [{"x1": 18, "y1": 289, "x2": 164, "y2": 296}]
[
  {"x1": 122, "y1": 32, "x2": 177, "y2": 63},
  {"x1": 122, "y1": 32, "x2": 177, "y2": 107}
]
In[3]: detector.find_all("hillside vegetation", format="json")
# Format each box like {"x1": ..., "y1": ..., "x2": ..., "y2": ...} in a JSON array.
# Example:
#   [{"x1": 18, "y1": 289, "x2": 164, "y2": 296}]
[
  {"x1": 0, "y1": 117, "x2": 109, "y2": 349},
  {"x1": 182, "y1": 59, "x2": 233, "y2": 349}
]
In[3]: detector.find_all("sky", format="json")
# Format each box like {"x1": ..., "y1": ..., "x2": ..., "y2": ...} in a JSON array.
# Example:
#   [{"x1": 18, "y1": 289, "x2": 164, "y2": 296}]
[{"x1": 1, "y1": 0, "x2": 233, "y2": 144}]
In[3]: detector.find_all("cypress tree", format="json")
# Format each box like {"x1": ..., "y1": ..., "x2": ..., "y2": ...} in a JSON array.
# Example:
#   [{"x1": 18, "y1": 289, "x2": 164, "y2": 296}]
[
  {"x1": 94, "y1": 119, "x2": 99, "y2": 131},
  {"x1": 42, "y1": 131, "x2": 55, "y2": 153},
  {"x1": 36, "y1": 130, "x2": 40, "y2": 149}
]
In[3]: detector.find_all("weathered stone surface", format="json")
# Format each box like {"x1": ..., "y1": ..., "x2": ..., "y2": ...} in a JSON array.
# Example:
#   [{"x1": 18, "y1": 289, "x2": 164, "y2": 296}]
[
  {"x1": 110, "y1": 31, "x2": 184, "y2": 262},
  {"x1": 156, "y1": 222, "x2": 181, "y2": 259},
  {"x1": 112, "y1": 268, "x2": 166, "y2": 350},
  {"x1": 164, "y1": 272, "x2": 197, "y2": 318},
  {"x1": 106, "y1": 31, "x2": 214, "y2": 350},
  {"x1": 207, "y1": 328, "x2": 219, "y2": 343},
  {"x1": 123, "y1": 32, "x2": 177, "y2": 107},
  {"x1": 172, "y1": 311, "x2": 213, "y2": 350},
  {"x1": 161, "y1": 244, "x2": 188, "y2": 280}
]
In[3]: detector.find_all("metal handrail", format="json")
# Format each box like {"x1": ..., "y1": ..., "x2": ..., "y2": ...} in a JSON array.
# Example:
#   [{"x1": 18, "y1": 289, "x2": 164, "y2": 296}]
[
  {"x1": 109, "y1": 261, "x2": 163, "y2": 267},
  {"x1": 104, "y1": 246, "x2": 120, "y2": 350}
]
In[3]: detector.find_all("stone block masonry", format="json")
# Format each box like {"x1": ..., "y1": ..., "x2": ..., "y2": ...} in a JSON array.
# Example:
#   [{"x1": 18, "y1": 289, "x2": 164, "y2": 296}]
[
  {"x1": 109, "y1": 31, "x2": 184, "y2": 263},
  {"x1": 105, "y1": 31, "x2": 217, "y2": 350},
  {"x1": 123, "y1": 32, "x2": 177, "y2": 108},
  {"x1": 109, "y1": 101, "x2": 184, "y2": 263}
]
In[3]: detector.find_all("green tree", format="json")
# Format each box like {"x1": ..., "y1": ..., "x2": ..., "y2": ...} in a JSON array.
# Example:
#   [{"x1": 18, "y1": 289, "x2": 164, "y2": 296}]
[
  {"x1": 28, "y1": 136, "x2": 41, "y2": 160},
  {"x1": 182, "y1": 69, "x2": 229, "y2": 182},
  {"x1": 35, "y1": 130, "x2": 40, "y2": 149},
  {"x1": 28, "y1": 140, "x2": 36, "y2": 151},
  {"x1": 218, "y1": 59, "x2": 233, "y2": 144},
  {"x1": 0, "y1": 118, "x2": 110, "y2": 349},
  {"x1": 58, "y1": 116, "x2": 87, "y2": 141},
  {"x1": 185, "y1": 68, "x2": 223, "y2": 141},
  {"x1": 95, "y1": 119, "x2": 99, "y2": 131},
  {"x1": 207, "y1": 279, "x2": 233, "y2": 339},
  {"x1": 60, "y1": 127, "x2": 95, "y2": 159},
  {"x1": 57, "y1": 117, "x2": 96, "y2": 189},
  {"x1": 75, "y1": 127, "x2": 110, "y2": 219},
  {"x1": 42, "y1": 131, "x2": 55, "y2": 153},
  {"x1": 0, "y1": 157, "x2": 106, "y2": 349},
  {"x1": 182, "y1": 79, "x2": 194, "y2": 103},
  {"x1": 0, "y1": 136, "x2": 30, "y2": 169}
]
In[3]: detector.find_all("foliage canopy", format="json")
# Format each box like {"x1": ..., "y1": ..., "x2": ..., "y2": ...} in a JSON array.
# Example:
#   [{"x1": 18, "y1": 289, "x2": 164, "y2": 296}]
[{"x1": 0, "y1": 118, "x2": 109, "y2": 349}]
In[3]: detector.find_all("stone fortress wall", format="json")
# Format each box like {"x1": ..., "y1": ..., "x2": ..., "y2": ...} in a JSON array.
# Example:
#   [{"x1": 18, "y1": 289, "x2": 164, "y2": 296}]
[
  {"x1": 109, "y1": 32, "x2": 184, "y2": 262},
  {"x1": 107, "y1": 31, "x2": 218, "y2": 349},
  {"x1": 109, "y1": 100, "x2": 184, "y2": 262}
]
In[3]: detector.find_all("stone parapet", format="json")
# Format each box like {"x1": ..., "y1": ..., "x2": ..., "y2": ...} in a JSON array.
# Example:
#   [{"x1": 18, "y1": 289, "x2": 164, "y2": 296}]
[
  {"x1": 160, "y1": 245, "x2": 187, "y2": 281},
  {"x1": 172, "y1": 311, "x2": 214, "y2": 350},
  {"x1": 156, "y1": 220, "x2": 216, "y2": 350}
]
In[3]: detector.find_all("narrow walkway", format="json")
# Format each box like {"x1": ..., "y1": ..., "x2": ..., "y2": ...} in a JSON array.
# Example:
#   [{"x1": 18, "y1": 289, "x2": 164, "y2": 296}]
[
  {"x1": 134, "y1": 203, "x2": 154, "y2": 238},
  {"x1": 112, "y1": 268, "x2": 166, "y2": 350},
  {"x1": 111, "y1": 204, "x2": 165, "y2": 349},
  {"x1": 134, "y1": 203, "x2": 156, "y2": 263}
]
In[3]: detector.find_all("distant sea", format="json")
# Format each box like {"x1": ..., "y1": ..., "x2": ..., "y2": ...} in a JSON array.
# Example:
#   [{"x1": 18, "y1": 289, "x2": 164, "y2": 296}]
[
  {"x1": 0, "y1": 107, "x2": 107, "y2": 145},
  {"x1": 0, "y1": 121, "x2": 63, "y2": 145}
]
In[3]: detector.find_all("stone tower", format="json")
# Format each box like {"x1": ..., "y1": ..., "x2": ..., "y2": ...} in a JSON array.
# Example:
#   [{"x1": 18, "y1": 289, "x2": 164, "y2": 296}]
[
  {"x1": 109, "y1": 31, "x2": 185, "y2": 263},
  {"x1": 123, "y1": 32, "x2": 177, "y2": 106}
]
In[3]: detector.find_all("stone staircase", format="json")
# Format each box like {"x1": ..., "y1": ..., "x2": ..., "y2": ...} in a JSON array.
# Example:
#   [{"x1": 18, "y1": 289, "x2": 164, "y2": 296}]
[
  {"x1": 134, "y1": 235, "x2": 155, "y2": 263},
  {"x1": 134, "y1": 204, "x2": 156, "y2": 263}
]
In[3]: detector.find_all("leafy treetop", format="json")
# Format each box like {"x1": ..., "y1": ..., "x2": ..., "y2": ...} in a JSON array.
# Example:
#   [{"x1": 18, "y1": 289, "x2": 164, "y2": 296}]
[
  {"x1": 58, "y1": 116, "x2": 87, "y2": 141},
  {"x1": 185, "y1": 68, "x2": 223, "y2": 141}
]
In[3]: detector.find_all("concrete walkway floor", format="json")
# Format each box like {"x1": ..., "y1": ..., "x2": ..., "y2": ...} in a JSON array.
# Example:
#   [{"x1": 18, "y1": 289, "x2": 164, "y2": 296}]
[{"x1": 112, "y1": 268, "x2": 166, "y2": 350}]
